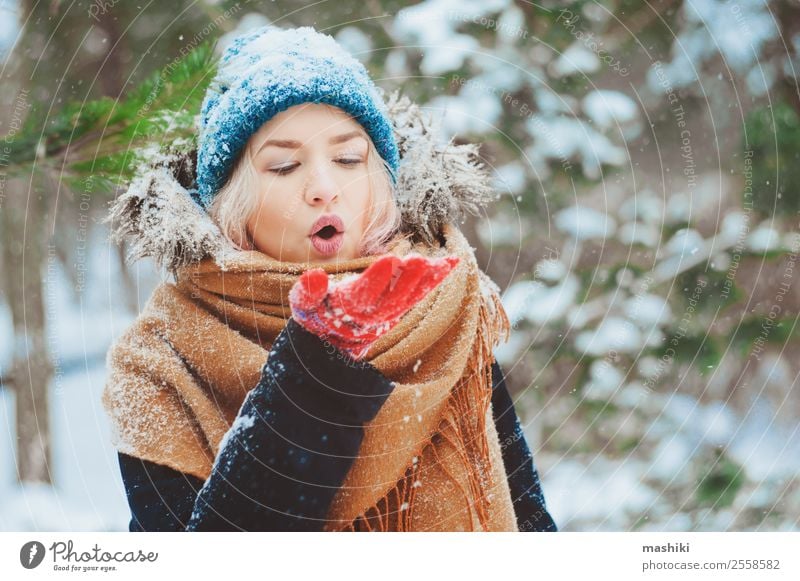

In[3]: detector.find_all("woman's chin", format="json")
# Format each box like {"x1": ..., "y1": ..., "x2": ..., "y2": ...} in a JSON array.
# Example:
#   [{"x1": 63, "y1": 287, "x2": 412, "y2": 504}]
[
  {"x1": 251, "y1": 238, "x2": 360, "y2": 263},
  {"x1": 309, "y1": 250, "x2": 355, "y2": 264}
]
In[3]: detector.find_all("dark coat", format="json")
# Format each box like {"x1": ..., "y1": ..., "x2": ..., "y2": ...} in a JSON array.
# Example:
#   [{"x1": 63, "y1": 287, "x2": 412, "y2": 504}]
[{"x1": 116, "y1": 318, "x2": 557, "y2": 532}]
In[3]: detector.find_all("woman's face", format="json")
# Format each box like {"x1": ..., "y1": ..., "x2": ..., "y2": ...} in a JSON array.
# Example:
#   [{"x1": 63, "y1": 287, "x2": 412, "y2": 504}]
[{"x1": 244, "y1": 103, "x2": 374, "y2": 263}]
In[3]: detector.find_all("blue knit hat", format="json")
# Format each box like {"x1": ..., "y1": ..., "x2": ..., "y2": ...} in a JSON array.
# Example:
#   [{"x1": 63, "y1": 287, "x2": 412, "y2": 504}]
[{"x1": 194, "y1": 25, "x2": 400, "y2": 210}]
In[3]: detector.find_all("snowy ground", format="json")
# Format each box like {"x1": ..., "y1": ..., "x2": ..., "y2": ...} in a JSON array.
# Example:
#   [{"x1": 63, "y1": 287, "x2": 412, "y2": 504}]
[
  {"x1": 0, "y1": 231, "x2": 161, "y2": 531},
  {"x1": 0, "y1": 368, "x2": 132, "y2": 531}
]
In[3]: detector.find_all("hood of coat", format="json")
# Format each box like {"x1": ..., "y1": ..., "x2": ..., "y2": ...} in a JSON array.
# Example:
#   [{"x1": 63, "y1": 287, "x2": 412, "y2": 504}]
[{"x1": 104, "y1": 89, "x2": 498, "y2": 274}]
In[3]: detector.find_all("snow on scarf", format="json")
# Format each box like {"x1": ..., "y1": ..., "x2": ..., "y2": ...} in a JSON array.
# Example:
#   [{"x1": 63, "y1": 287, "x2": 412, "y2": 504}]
[{"x1": 102, "y1": 90, "x2": 518, "y2": 531}]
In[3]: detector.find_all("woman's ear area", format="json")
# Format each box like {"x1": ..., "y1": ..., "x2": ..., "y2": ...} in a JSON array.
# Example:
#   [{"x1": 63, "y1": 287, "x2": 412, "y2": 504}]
[
  {"x1": 239, "y1": 215, "x2": 257, "y2": 251},
  {"x1": 239, "y1": 140, "x2": 261, "y2": 252},
  {"x1": 207, "y1": 137, "x2": 260, "y2": 252}
]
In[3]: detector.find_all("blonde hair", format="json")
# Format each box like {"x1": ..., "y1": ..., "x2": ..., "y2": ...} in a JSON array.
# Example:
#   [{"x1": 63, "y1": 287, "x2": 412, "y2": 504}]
[{"x1": 209, "y1": 115, "x2": 405, "y2": 258}]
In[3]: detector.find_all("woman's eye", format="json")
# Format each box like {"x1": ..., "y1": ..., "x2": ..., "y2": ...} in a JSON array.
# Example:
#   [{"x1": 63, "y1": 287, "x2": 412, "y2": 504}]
[
  {"x1": 267, "y1": 158, "x2": 362, "y2": 175},
  {"x1": 336, "y1": 157, "x2": 363, "y2": 166},
  {"x1": 269, "y1": 164, "x2": 298, "y2": 175}
]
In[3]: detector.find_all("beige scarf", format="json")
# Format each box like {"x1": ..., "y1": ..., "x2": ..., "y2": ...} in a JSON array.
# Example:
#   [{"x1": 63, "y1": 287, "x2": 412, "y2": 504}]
[{"x1": 103, "y1": 222, "x2": 517, "y2": 531}]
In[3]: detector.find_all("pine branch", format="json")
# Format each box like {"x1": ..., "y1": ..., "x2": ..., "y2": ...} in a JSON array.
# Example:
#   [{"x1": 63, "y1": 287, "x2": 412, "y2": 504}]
[{"x1": 4, "y1": 41, "x2": 218, "y2": 194}]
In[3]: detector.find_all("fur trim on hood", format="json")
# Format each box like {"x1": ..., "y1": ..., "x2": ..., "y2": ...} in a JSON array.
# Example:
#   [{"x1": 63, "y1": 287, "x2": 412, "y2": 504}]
[{"x1": 104, "y1": 89, "x2": 498, "y2": 274}]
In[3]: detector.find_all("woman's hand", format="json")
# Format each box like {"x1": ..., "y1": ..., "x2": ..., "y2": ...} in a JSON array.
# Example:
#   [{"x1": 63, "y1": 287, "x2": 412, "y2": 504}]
[{"x1": 289, "y1": 253, "x2": 460, "y2": 360}]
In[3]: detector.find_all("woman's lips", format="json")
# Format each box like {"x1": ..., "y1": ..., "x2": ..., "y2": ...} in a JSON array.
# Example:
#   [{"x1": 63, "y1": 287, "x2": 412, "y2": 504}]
[
  {"x1": 310, "y1": 231, "x2": 344, "y2": 256},
  {"x1": 309, "y1": 213, "x2": 345, "y2": 236},
  {"x1": 309, "y1": 213, "x2": 345, "y2": 256}
]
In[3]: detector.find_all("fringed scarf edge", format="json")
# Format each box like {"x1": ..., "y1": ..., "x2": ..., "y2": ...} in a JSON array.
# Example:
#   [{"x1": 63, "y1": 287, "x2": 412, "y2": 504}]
[{"x1": 332, "y1": 276, "x2": 511, "y2": 532}]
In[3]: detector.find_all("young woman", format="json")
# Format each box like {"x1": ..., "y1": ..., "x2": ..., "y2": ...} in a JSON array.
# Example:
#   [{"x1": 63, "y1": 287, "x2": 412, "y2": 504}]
[{"x1": 103, "y1": 24, "x2": 557, "y2": 532}]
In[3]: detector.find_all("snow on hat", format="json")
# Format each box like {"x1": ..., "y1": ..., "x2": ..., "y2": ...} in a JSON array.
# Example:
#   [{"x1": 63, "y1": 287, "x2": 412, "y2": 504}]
[{"x1": 194, "y1": 24, "x2": 400, "y2": 210}]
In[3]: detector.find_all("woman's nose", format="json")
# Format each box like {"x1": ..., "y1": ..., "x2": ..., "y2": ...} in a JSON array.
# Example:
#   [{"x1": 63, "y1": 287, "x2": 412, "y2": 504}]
[{"x1": 304, "y1": 164, "x2": 338, "y2": 206}]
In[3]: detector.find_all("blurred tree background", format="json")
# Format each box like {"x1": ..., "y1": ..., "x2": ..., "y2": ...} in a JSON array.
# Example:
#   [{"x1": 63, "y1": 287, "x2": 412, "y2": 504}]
[{"x1": 1, "y1": 0, "x2": 798, "y2": 531}]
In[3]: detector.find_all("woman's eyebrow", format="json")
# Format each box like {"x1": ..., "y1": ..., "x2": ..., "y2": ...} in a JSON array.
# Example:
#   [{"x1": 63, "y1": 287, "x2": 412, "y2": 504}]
[
  {"x1": 329, "y1": 130, "x2": 365, "y2": 145},
  {"x1": 256, "y1": 131, "x2": 365, "y2": 154}
]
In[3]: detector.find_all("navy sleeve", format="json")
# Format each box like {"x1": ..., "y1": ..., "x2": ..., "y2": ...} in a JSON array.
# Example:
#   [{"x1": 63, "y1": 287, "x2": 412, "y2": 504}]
[
  {"x1": 118, "y1": 317, "x2": 395, "y2": 532},
  {"x1": 118, "y1": 452, "x2": 205, "y2": 532},
  {"x1": 491, "y1": 360, "x2": 558, "y2": 532}
]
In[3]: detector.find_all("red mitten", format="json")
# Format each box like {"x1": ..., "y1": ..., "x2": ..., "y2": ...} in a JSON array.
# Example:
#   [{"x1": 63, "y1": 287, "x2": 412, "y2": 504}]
[{"x1": 289, "y1": 253, "x2": 460, "y2": 360}]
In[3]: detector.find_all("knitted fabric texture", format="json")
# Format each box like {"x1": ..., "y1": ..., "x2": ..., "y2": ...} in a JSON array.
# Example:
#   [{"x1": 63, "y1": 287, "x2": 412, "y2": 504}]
[
  {"x1": 194, "y1": 25, "x2": 400, "y2": 209},
  {"x1": 103, "y1": 223, "x2": 517, "y2": 531}
]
